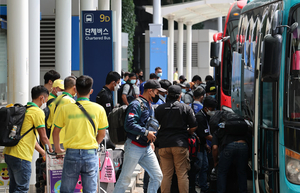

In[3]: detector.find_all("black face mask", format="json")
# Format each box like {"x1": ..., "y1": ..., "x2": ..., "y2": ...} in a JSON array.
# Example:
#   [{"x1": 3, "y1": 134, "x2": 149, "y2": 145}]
[{"x1": 152, "y1": 94, "x2": 159, "y2": 103}]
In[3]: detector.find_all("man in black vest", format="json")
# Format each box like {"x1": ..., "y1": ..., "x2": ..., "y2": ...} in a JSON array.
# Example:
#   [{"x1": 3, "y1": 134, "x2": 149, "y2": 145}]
[{"x1": 96, "y1": 71, "x2": 121, "y2": 116}]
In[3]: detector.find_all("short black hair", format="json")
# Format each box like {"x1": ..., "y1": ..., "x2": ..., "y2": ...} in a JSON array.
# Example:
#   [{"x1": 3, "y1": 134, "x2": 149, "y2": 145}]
[
  {"x1": 205, "y1": 75, "x2": 213, "y2": 82},
  {"x1": 124, "y1": 72, "x2": 130, "y2": 77},
  {"x1": 44, "y1": 70, "x2": 60, "y2": 84},
  {"x1": 106, "y1": 71, "x2": 121, "y2": 84},
  {"x1": 64, "y1": 76, "x2": 76, "y2": 90},
  {"x1": 150, "y1": 73, "x2": 158, "y2": 79},
  {"x1": 135, "y1": 68, "x2": 143, "y2": 74},
  {"x1": 31, "y1": 85, "x2": 49, "y2": 100},
  {"x1": 129, "y1": 73, "x2": 136, "y2": 78},
  {"x1": 192, "y1": 75, "x2": 202, "y2": 82},
  {"x1": 159, "y1": 79, "x2": 172, "y2": 90},
  {"x1": 203, "y1": 97, "x2": 218, "y2": 109},
  {"x1": 155, "y1": 67, "x2": 162, "y2": 71},
  {"x1": 76, "y1": 75, "x2": 93, "y2": 95},
  {"x1": 193, "y1": 87, "x2": 205, "y2": 99}
]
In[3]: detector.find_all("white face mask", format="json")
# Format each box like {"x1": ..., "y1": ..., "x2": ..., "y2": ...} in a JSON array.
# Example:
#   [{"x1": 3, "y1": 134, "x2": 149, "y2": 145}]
[
  {"x1": 40, "y1": 98, "x2": 47, "y2": 110},
  {"x1": 57, "y1": 91, "x2": 63, "y2": 96},
  {"x1": 206, "y1": 109, "x2": 215, "y2": 117},
  {"x1": 114, "y1": 84, "x2": 120, "y2": 91}
]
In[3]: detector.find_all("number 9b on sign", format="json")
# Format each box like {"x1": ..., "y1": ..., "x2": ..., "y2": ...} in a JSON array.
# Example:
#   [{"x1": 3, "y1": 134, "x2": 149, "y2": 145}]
[{"x1": 100, "y1": 14, "x2": 110, "y2": 22}]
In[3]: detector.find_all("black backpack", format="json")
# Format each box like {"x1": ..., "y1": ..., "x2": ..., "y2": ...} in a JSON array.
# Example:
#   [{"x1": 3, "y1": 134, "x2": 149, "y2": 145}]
[
  {"x1": 108, "y1": 98, "x2": 146, "y2": 144},
  {"x1": 209, "y1": 110, "x2": 248, "y2": 136},
  {"x1": 0, "y1": 104, "x2": 35, "y2": 146},
  {"x1": 117, "y1": 83, "x2": 135, "y2": 105},
  {"x1": 43, "y1": 98, "x2": 55, "y2": 130}
]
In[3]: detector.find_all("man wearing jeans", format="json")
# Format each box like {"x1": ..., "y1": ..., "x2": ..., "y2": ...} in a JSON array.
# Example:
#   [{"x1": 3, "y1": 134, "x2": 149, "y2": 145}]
[
  {"x1": 4, "y1": 85, "x2": 53, "y2": 193},
  {"x1": 113, "y1": 80, "x2": 165, "y2": 193},
  {"x1": 53, "y1": 75, "x2": 107, "y2": 193},
  {"x1": 155, "y1": 85, "x2": 198, "y2": 193}
]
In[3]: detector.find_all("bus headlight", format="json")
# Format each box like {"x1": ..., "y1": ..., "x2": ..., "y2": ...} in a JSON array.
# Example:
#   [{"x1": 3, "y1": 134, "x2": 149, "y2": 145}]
[{"x1": 286, "y1": 148, "x2": 300, "y2": 184}]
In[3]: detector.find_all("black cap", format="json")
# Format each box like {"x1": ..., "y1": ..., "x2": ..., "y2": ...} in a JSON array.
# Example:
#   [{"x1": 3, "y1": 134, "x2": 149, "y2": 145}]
[
  {"x1": 179, "y1": 75, "x2": 186, "y2": 81},
  {"x1": 180, "y1": 82, "x2": 190, "y2": 88},
  {"x1": 168, "y1": 85, "x2": 182, "y2": 95},
  {"x1": 149, "y1": 73, "x2": 159, "y2": 79},
  {"x1": 205, "y1": 80, "x2": 216, "y2": 93},
  {"x1": 144, "y1": 79, "x2": 166, "y2": 92}
]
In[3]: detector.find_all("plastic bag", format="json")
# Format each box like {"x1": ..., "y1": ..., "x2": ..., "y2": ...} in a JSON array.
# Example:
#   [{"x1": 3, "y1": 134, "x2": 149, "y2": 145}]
[{"x1": 100, "y1": 151, "x2": 116, "y2": 183}]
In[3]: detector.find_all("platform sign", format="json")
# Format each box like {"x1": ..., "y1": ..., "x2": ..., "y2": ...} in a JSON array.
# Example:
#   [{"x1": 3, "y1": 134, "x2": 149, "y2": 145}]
[
  {"x1": 82, "y1": 11, "x2": 113, "y2": 102},
  {"x1": 150, "y1": 37, "x2": 168, "y2": 80}
]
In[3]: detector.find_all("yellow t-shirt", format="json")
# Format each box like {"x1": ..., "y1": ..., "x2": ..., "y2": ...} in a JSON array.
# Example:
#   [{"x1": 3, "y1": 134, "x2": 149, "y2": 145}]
[
  {"x1": 4, "y1": 102, "x2": 45, "y2": 162},
  {"x1": 53, "y1": 98, "x2": 108, "y2": 150},
  {"x1": 49, "y1": 92, "x2": 75, "y2": 144},
  {"x1": 48, "y1": 93, "x2": 57, "y2": 101}
]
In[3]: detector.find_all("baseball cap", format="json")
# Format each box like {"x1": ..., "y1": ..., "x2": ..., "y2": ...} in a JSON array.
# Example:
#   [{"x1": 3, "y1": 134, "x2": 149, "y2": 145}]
[
  {"x1": 180, "y1": 82, "x2": 190, "y2": 88},
  {"x1": 144, "y1": 79, "x2": 166, "y2": 92},
  {"x1": 168, "y1": 85, "x2": 182, "y2": 95},
  {"x1": 205, "y1": 80, "x2": 216, "y2": 93},
  {"x1": 52, "y1": 79, "x2": 64, "y2": 90}
]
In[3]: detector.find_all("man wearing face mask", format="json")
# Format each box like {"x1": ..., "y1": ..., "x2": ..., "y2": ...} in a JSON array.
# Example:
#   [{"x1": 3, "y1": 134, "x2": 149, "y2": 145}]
[
  {"x1": 155, "y1": 85, "x2": 198, "y2": 193},
  {"x1": 48, "y1": 76, "x2": 77, "y2": 149},
  {"x1": 135, "y1": 68, "x2": 143, "y2": 88},
  {"x1": 120, "y1": 73, "x2": 139, "y2": 105},
  {"x1": 205, "y1": 80, "x2": 217, "y2": 99},
  {"x1": 48, "y1": 79, "x2": 65, "y2": 101},
  {"x1": 181, "y1": 82, "x2": 193, "y2": 105},
  {"x1": 96, "y1": 71, "x2": 121, "y2": 116},
  {"x1": 4, "y1": 85, "x2": 53, "y2": 193},
  {"x1": 155, "y1": 67, "x2": 163, "y2": 80},
  {"x1": 194, "y1": 97, "x2": 218, "y2": 193},
  {"x1": 113, "y1": 80, "x2": 165, "y2": 193}
]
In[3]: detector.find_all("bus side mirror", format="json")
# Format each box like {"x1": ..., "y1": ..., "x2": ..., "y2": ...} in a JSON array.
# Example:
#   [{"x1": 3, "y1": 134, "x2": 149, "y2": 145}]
[
  {"x1": 210, "y1": 42, "x2": 220, "y2": 67},
  {"x1": 261, "y1": 34, "x2": 283, "y2": 82}
]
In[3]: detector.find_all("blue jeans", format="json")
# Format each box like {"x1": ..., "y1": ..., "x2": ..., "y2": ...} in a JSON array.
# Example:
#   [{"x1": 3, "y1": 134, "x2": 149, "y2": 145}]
[
  {"x1": 4, "y1": 154, "x2": 31, "y2": 193},
  {"x1": 113, "y1": 139, "x2": 163, "y2": 193},
  {"x1": 217, "y1": 142, "x2": 248, "y2": 193},
  {"x1": 60, "y1": 149, "x2": 99, "y2": 193},
  {"x1": 196, "y1": 150, "x2": 208, "y2": 192}
]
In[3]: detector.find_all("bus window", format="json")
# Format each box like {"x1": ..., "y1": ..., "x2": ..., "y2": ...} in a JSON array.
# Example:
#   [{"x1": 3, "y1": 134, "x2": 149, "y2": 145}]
[
  {"x1": 288, "y1": 7, "x2": 300, "y2": 121},
  {"x1": 222, "y1": 19, "x2": 239, "y2": 96}
]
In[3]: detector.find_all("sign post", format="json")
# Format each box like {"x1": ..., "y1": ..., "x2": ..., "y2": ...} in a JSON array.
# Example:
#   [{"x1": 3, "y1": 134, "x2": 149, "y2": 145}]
[
  {"x1": 149, "y1": 37, "x2": 168, "y2": 80},
  {"x1": 82, "y1": 11, "x2": 113, "y2": 102}
]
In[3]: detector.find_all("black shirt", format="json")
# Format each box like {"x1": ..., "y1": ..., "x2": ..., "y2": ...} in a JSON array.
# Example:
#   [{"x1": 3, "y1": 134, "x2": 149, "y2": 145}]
[
  {"x1": 96, "y1": 86, "x2": 113, "y2": 116},
  {"x1": 195, "y1": 110, "x2": 211, "y2": 146},
  {"x1": 155, "y1": 100, "x2": 198, "y2": 148}
]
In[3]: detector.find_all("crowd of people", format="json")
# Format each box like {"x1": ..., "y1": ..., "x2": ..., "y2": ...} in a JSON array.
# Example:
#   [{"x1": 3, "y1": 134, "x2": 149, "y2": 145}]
[
  {"x1": 97, "y1": 68, "x2": 249, "y2": 193},
  {"x1": 2, "y1": 68, "x2": 249, "y2": 193}
]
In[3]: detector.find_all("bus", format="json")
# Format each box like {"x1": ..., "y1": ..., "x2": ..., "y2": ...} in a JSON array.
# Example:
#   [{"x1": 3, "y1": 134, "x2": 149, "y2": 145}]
[
  {"x1": 231, "y1": 0, "x2": 300, "y2": 192},
  {"x1": 210, "y1": 0, "x2": 247, "y2": 110}
]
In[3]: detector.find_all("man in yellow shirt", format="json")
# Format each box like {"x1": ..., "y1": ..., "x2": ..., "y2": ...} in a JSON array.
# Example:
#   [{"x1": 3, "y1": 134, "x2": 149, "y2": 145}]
[
  {"x1": 4, "y1": 85, "x2": 53, "y2": 192},
  {"x1": 47, "y1": 76, "x2": 76, "y2": 145},
  {"x1": 48, "y1": 79, "x2": 65, "y2": 101},
  {"x1": 53, "y1": 75, "x2": 107, "y2": 193}
]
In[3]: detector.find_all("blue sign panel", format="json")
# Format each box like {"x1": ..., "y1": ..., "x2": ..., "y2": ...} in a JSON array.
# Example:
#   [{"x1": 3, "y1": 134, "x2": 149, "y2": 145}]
[
  {"x1": 150, "y1": 37, "x2": 168, "y2": 80},
  {"x1": 82, "y1": 11, "x2": 113, "y2": 102}
]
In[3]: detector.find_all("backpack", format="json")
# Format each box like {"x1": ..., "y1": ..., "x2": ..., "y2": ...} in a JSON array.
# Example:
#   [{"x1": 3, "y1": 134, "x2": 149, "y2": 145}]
[
  {"x1": 0, "y1": 104, "x2": 35, "y2": 147},
  {"x1": 117, "y1": 83, "x2": 135, "y2": 105},
  {"x1": 209, "y1": 110, "x2": 248, "y2": 136},
  {"x1": 43, "y1": 98, "x2": 55, "y2": 129},
  {"x1": 188, "y1": 133, "x2": 198, "y2": 158},
  {"x1": 108, "y1": 98, "x2": 147, "y2": 144}
]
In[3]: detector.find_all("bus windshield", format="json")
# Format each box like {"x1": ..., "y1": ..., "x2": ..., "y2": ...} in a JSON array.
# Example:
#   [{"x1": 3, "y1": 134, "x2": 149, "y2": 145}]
[
  {"x1": 222, "y1": 19, "x2": 239, "y2": 96},
  {"x1": 288, "y1": 7, "x2": 300, "y2": 121}
]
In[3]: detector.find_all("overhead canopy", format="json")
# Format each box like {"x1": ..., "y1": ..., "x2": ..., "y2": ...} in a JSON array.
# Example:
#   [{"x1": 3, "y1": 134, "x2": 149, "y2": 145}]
[{"x1": 145, "y1": 0, "x2": 236, "y2": 25}]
